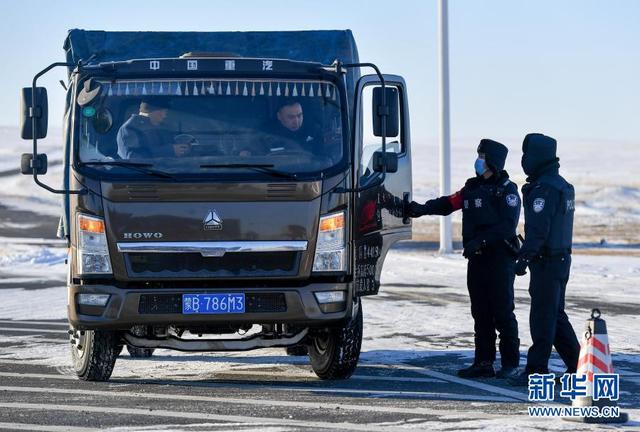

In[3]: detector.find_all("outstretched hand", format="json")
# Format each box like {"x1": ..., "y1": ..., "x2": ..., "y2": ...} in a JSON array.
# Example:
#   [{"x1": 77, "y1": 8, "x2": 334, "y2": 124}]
[{"x1": 407, "y1": 201, "x2": 427, "y2": 218}]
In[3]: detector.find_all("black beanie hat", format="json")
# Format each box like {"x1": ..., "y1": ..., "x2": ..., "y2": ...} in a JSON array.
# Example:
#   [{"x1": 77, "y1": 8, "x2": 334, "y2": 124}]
[
  {"x1": 140, "y1": 97, "x2": 171, "y2": 112},
  {"x1": 521, "y1": 133, "x2": 558, "y2": 176},
  {"x1": 477, "y1": 138, "x2": 508, "y2": 172}
]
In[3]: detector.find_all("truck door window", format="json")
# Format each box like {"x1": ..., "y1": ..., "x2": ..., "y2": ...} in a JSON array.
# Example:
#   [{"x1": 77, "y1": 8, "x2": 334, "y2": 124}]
[{"x1": 359, "y1": 84, "x2": 403, "y2": 180}]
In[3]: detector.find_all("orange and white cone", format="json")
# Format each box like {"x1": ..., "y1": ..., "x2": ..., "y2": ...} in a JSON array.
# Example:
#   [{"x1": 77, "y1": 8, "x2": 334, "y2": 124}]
[{"x1": 568, "y1": 308, "x2": 628, "y2": 423}]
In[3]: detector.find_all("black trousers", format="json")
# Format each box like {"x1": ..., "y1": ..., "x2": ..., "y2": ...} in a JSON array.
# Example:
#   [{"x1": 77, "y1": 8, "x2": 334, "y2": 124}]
[
  {"x1": 526, "y1": 254, "x2": 580, "y2": 373},
  {"x1": 467, "y1": 248, "x2": 520, "y2": 368}
]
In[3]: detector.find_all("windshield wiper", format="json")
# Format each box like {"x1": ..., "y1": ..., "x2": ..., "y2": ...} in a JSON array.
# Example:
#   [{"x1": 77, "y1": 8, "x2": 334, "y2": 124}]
[
  {"x1": 200, "y1": 163, "x2": 298, "y2": 179},
  {"x1": 79, "y1": 161, "x2": 176, "y2": 179}
]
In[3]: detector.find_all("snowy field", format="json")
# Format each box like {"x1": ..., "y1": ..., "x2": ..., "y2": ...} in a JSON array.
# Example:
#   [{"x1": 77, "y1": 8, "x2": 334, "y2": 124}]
[{"x1": 0, "y1": 126, "x2": 638, "y2": 430}]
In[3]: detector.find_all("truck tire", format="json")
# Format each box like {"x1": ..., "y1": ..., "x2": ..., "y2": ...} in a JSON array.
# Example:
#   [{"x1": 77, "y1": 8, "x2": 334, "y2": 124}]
[
  {"x1": 70, "y1": 328, "x2": 121, "y2": 381},
  {"x1": 308, "y1": 300, "x2": 363, "y2": 380},
  {"x1": 126, "y1": 345, "x2": 155, "y2": 358}
]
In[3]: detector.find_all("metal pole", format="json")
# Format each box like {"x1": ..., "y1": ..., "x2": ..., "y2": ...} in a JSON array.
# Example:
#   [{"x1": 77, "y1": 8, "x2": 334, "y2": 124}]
[{"x1": 438, "y1": 0, "x2": 453, "y2": 253}]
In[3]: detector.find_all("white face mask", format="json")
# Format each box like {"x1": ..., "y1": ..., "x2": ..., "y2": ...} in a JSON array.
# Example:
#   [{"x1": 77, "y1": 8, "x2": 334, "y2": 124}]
[{"x1": 475, "y1": 158, "x2": 488, "y2": 176}]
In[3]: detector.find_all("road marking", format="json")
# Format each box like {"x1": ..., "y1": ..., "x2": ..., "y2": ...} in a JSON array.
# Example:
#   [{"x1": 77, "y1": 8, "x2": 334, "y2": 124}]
[
  {"x1": 0, "y1": 402, "x2": 420, "y2": 432},
  {"x1": 0, "y1": 327, "x2": 64, "y2": 334},
  {"x1": 390, "y1": 363, "x2": 529, "y2": 402},
  {"x1": 0, "y1": 385, "x2": 464, "y2": 416},
  {"x1": 0, "y1": 320, "x2": 68, "y2": 327},
  {"x1": 0, "y1": 422, "x2": 99, "y2": 432},
  {"x1": 0, "y1": 372, "x2": 515, "y2": 402}
]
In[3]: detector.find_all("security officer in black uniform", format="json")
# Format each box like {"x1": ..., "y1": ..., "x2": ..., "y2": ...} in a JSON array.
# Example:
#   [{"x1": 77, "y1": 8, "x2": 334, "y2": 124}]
[
  {"x1": 508, "y1": 133, "x2": 580, "y2": 386},
  {"x1": 409, "y1": 139, "x2": 521, "y2": 379}
]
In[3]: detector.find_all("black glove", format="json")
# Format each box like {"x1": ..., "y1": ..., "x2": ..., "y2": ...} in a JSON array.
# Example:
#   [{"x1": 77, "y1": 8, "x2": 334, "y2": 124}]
[
  {"x1": 407, "y1": 201, "x2": 427, "y2": 218},
  {"x1": 514, "y1": 258, "x2": 529, "y2": 276},
  {"x1": 463, "y1": 238, "x2": 485, "y2": 258}
]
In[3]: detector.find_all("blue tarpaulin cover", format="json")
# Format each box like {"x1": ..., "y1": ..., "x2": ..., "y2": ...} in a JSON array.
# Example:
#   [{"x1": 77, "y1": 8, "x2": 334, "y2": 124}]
[{"x1": 64, "y1": 29, "x2": 360, "y2": 96}]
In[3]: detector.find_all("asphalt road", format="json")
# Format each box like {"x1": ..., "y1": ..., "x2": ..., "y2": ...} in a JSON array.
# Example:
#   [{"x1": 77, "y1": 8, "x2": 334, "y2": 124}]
[{"x1": 1, "y1": 319, "x2": 638, "y2": 431}]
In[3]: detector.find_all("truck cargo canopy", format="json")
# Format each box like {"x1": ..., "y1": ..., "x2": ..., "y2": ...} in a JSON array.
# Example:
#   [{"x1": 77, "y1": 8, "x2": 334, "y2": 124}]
[{"x1": 64, "y1": 29, "x2": 359, "y2": 74}]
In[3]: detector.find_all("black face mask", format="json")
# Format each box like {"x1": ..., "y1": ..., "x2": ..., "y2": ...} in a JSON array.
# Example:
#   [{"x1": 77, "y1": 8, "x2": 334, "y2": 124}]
[{"x1": 521, "y1": 153, "x2": 535, "y2": 176}]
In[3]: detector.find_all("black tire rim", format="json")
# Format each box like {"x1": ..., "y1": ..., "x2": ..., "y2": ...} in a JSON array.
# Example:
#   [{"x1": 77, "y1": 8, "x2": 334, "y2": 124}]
[{"x1": 313, "y1": 333, "x2": 331, "y2": 355}]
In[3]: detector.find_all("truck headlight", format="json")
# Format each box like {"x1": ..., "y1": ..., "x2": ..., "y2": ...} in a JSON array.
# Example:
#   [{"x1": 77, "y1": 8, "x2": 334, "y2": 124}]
[
  {"x1": 77, "y1": 214, "x2": 112, "y2": 274},
  {"x1": 313, "y1": 211, "x2": 345, "y2": 272}
]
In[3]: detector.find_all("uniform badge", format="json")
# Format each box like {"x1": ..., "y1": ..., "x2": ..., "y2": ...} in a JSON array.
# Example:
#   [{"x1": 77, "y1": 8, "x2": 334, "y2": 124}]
[
  {"x1": 533, "y1": 198, "x2": 545, "y2": 213},
  {"x1": 506, "y1": 194, "x2": 519, "y2": 207}
]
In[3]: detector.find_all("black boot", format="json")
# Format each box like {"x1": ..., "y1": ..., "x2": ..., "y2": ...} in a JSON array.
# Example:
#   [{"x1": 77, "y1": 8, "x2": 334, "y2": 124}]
[
  {"x1": 457, "y1": 361, "x2": 495, "y2": 378},
  {"x1": 496, "y1": 366, "x2": 519, "y2": 379},
  {"x1": 507, "y1": 370, "x2": 528, "y2": 386}
]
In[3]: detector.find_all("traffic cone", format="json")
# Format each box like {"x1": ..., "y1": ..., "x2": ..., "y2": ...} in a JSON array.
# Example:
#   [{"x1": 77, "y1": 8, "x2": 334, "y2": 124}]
[{"x1": 566, "y1": 308, "x2": 628, "y2": 423}]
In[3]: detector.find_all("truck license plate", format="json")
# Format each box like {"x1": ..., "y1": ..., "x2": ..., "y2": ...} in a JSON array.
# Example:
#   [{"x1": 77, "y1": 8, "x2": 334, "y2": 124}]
[{"x1": 182, "y1": 293, "x2": 245, "y2": 314}]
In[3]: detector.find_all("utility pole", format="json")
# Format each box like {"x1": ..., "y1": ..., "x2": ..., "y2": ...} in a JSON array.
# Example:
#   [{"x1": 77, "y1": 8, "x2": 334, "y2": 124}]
[{"x1": 438, "y1": 0, "x2": 453, "y2": 253}]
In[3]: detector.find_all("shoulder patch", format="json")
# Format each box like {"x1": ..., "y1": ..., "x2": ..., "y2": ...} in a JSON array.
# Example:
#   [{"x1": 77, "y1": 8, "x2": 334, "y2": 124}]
[
  {"x1": 506, "y1": 194, "x2": 519, "y2": 207},
  {"x1": 533, "y1": 197, "x2": 545, "y2": 213}
]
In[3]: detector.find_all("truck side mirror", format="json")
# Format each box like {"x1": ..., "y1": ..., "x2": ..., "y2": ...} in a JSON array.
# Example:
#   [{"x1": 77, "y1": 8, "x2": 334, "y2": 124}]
[
  {"x1": 372, "y1": 151, "x2": 398, "y2": 173},
  {"x1": 21, "y1": 153, "x2": 48, "y2": 175},
  {"x1": 372, "y1": 87, "x2": 399, "y2": 138},
  {"x1": 20, "y1": 87, "x2": 49, "y2": 139}
]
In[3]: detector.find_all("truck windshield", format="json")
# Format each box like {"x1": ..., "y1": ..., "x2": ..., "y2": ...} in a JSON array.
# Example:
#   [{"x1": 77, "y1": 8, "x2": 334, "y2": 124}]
[{"x1": 76, "y1": 78, "x2": 344, "y2": 178}]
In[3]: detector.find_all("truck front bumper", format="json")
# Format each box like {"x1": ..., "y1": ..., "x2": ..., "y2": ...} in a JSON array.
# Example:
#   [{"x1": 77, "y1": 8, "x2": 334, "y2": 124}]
[{"x1": 68, "y1": 282, "x2": 352, "y2": 330}]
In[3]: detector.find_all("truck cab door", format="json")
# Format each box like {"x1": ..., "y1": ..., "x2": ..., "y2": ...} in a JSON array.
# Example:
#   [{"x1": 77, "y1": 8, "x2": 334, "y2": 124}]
[{"x1": 353, "y1": 74, "x2": 412, "y2": 296}]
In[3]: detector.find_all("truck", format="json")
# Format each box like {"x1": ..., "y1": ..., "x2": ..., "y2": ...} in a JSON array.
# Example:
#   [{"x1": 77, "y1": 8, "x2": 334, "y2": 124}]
[{"x1": 19, "y1": 29, "x2": 412, "y2": 381}]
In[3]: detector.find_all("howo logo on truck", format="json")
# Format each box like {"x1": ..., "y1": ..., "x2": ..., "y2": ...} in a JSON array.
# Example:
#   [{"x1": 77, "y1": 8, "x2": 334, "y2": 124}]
[{"x1": 123, "y1": 232, "x2": 163, "y2": 239}]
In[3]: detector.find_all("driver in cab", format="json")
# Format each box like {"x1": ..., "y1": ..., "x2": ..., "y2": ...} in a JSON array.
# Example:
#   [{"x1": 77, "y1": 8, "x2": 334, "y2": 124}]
[{"x1": 117, "y1": 98, "x2": 192, "y2": 159}]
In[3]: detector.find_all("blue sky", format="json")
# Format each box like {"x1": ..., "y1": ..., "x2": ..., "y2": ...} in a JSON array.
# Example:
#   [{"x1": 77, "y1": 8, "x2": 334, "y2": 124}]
[{"x1": 1, "y1": 0, "x2": 638, "y2": 146}]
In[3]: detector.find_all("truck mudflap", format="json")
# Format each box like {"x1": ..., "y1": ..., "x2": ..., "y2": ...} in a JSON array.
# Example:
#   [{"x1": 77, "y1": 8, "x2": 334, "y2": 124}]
[{"x1": 123, "y1": 328, "x2": 308, "y2": 352}]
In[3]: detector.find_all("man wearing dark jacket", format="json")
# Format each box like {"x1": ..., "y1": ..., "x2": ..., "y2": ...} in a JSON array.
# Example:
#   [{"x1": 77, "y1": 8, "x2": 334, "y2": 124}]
[
  {"x1": 117, "y1": 98, "x2": 172, "y2": 159},
  {"x1": 409, "y1": 139, "x2": 521, "y2": 379},
  {"x1": 508, "y1": 133, "x2": 580, "y2": 386}
]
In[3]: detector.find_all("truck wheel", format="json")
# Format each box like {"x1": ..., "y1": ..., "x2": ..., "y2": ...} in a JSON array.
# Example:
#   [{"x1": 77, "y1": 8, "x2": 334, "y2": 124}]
[
  {"x1": 308, "y1": 299, "x2": 363, "y2": 380},
  {"x1": 126, "y1": 345, "x2": 155, "y2": 358},
  {"x1": 70, "y1": 328, "x2": 121, "y2": 381}
]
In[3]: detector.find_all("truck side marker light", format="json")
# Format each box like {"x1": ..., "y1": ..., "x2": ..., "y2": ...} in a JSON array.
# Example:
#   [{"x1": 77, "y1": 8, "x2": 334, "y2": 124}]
[
  {"x1": 319, "y1": 213, "x2": 345, "y2": 232},
  {"x1": 78, "y1": 215, "x2": 105, "y2": 234}
]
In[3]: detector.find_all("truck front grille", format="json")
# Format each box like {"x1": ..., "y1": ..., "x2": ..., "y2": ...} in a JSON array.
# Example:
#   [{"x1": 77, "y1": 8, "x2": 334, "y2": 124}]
[
  {"x1": 138, "y1": 293, "x2": 287, "y2": 314},
  {"x1": 125, "y1": 251, "x2": 299, "y2": 279}
]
